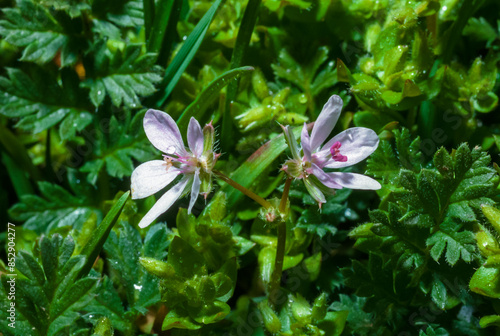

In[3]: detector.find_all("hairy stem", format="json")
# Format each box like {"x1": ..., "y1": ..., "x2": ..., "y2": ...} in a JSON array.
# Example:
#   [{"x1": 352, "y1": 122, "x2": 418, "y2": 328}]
[
  {"x1": 269, "y1": 220, "x2": 286, "y2": 307},
  {"x1": 214, "y1": 170, "x2": 272, "y2": 209},
  {"x1": 269, "y1": 178, "x2": 292, "y2": 307}
]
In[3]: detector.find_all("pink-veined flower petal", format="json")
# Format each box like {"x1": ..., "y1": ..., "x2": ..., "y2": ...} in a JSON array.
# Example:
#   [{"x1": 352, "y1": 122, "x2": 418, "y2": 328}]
[
  {"x1": 144, "y1": 109, "x2": 186, "y2": 156},
  {"x1": 138, "y1": 177, "x2": 190, "y2": 228},
  {"x1": 321, "y1": 127, "x2": 379, "y2": 169},
  {"x1": 131, "y1": 160, "x2": 180, "y2": 199},
  {"x1": 188, "y1": 170, "x2": 201, "y2": 214},
  {"x1": 311, "y1": 163, "x2": 343, "y2": 189},
  {"x1": 309, "y1": 95, "x2": 343, "y2": 151},
  {"x1": 327, "y1": 172, "x2": 381, "y2": 190},
  {"x1": 301, "y1": 123, "x2": 312, "y2": 161},
  {"x1": 187, "y1": 117, "x2": 204, "y2": 157}
]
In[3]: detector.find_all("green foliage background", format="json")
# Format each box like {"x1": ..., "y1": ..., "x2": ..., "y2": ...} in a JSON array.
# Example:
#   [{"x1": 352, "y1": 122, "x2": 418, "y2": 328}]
[{"x1": 1, "y1": 0, "x2": 500, "y2": 335}]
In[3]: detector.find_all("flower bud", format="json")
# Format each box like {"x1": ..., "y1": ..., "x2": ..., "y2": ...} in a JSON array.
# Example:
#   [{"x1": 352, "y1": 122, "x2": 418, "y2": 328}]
[
  {"x1": 139, "y1": 257, "x2": 175, "y2": 279},
  {"x1": 291, "y1": 294, "x2": 312, "y2": 324},
  {"x1": 203, "y1": 122, "x2": 215, "y2": 154},
  {"x1": 483, "y1": 205, "x2": 500, "y2": 235},
  {"x1": 200, "y1": 172, "x2": 213, "y2": 198},
  {"x1": 476, "y1": 229, "x2": 500, "y2": 257},
  {"x1": 258, "y1": 300, "x2": 281, "y2": 333},
  {"x1": 252, "y1": 68, "x2": 270, "y2": 100},
  {"x1": 92, "y1": 317, "x2": 113, "y2": 336},
  {"x1": 311, "y1": 293, "x2": 328, "y2": 322}
]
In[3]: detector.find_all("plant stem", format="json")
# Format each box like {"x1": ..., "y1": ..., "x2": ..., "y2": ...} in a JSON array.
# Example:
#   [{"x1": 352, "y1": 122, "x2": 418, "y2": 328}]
[
  {"x1": 279, "y1": 178, "x2": 292, "y2": 213},
  {"x1": 214, "y1": 170, "x2": 272, "y2": 209},
  {"x1": 269, "y1": 220, "x2": 286, "y2": 307},
  {"x1": 269, "y1": 178, "x2": 292, "y2": 307}
]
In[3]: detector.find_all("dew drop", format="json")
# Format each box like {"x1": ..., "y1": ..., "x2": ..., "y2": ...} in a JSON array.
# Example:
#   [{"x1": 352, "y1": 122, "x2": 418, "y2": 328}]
[{"x1": 166, "y1": 146, "x2": 176, "y2": 154}]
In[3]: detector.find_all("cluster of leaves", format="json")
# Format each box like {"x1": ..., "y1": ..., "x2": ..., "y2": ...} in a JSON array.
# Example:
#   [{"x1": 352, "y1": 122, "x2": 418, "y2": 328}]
[{"x1": 343, "y1": 129, "x2": 500, "y2": 334}]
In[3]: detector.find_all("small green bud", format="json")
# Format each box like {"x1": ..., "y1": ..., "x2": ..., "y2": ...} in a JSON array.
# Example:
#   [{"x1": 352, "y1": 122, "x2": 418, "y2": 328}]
[
  {"x1": 276, "y1": 112, "x2": 308, "y2": 126},
  {"x1": 291, "y1": 294, "x2": 312, "y2": 324},
  {"x1": 199, "y1": 173, "x2": 213, "y2": 198},
  {"x1": 258, "y1": 300, "x2": 281, "y2": 333},
  {"x1": 252, "y1": 68, "x2": 270, "y2": 100},
  {"x1": 311, "y1": 293, "x2": 328, "y2": 322},
  {"x1": 484, "y1": 254, "x2": 500, "y2": 267},
  {"x1": 476, "y1": 229, "x2": 500, "y2": 257},
  {"x1": 482, "y1": 205, "x2": 500, "y2": 236},
  {"x1": 272, "y1": 87, "x2": 290, "y2": 105},
  {"x1": 92, "y1": 317, "x2": 113, "y2": 336},
  {"x1": 203, "y1": 122, "x2": 215, "y2": 154},
  {"x1": 139, "y1": 257, "x2": 175, "y2": 279},
  {"x1": 470, "y1": 265, "x2": 500, "y2": 298}
]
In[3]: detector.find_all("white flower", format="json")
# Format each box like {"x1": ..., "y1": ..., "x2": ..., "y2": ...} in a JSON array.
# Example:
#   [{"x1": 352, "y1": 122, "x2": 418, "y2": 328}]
[
  {"x1": 281, "y1": 95, "x2": 381, "y2": 206},
  {"x1": 131, "y1": 109, "x2": 218, "y2": 228}
]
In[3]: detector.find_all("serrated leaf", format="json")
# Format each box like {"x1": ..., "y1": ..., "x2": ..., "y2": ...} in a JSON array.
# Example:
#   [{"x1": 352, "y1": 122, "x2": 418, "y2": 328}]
[
  {"x1": 0, "y1": 67, "x2": 91, "y2": 137},
  {"x1": 426, "y1": 228, "x2": 476, "y2": 265},
  {"x1": 80, "y1": 112, "x2": 154, "y2": 184},
  {"x1": 83, "y1": 44, "x2": 162, "y2": 108},
  {"x1": 0, "y1": 0, "x2": 79, "y2": 66},
  {"x1": 9, "y1": 181, "x2": 100, "y2": 234}
]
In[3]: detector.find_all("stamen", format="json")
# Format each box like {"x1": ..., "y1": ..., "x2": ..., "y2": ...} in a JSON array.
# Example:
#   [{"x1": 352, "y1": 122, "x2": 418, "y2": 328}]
[
  {"x1": 330, "y1": 141, "x2": 348, "y2": 162},
  {"x1": 163, "y1": 156, "x2": 173, "y2": 170}
]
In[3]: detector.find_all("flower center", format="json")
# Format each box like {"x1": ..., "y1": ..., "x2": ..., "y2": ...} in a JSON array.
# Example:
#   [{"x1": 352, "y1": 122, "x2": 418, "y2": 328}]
[
  {"x1": 282, "y1": 158, "x2": 311, "y2": 179},
  {"x1": 330, "y1": 141, "x2": 347, "y2": 162}
]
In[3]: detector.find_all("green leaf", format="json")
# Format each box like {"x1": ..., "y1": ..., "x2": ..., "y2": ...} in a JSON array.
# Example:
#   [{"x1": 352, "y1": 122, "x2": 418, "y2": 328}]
[
  {"x1": 272, "y1": 46, "x2": 337, "y2": 97},
  {"x1": 177, "y1": 66, "x2": 254, "y2": 132},
  {"x1": 78, "y1": 191, "x2": 130, "y2": 279},
  {"x1": 92, "y1": 0, "x2": 143, "y2": 28},
  {"x1": 0, "y1": 67, "x2": 91, "y2": 137},
  {"x1": 0, "y1": 0, "x2": 78, "y2": 66},
  {"x1": 168, "y1": 236, "x2": 207, "y2": 279},
  {"x1": 163, "y1": 309, "x2": 201, "y2": 330},
  {"x1": 5, "y1": 234, "x2": 98, "y2": 336},
  {"x1": 157, "y1": 0, "x2": 223, "y2": 106},
  {"x1": 366, "y1": 128, "x2": 422, "y2": 186},
  {"x1": 9, "y1": 181, "x2": 101, "y2": 234},
  {"x1": 80, "y1": 111, "x2": 154, "y2": 184},
  {"x1": 426, "y1": 224, "x2": 476, "y2": 266},
  {"x1": 83, "y1": 44, "x2": 162, "y2": 108},
  {"x1": 221, "y1": 0, "x2": 262, "y2": 151},
  {"x1": 223, "y1": 125, "x2": 302, "y2": 209}
]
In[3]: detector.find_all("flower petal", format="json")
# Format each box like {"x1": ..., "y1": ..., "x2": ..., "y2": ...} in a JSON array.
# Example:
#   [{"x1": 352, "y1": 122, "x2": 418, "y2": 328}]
[
  {"x1": 311, "y1": 163, "x2": 342, "y2": 189},
  {"x1": 187, "y1": 117, "x2": 204, "y2": 157},
  {"x1": 282, "y1": 124, "x2": 301, "y2": 160},
  {"x1": 321, "y1": 127, "x2": 379, "y2": 169},
  {"x1": 304, "y1": 177, "x2": 326, "y2": 205},
  {"x1": 309, "y1": 95, "x2": 343, "y2": 151},
  {"x1": 301, "y1": 123, "x2": 312, "y2": 161},
  {"x1": 131, "y1": 160, "x2": 180, "y2": 199},
  {"x1": 188, "y1": 170, "x2": 201, "y2": 214},
  {"x1": 138, "y1": 177, "x2": 190, "y2": 228},
  {"x1": 144, "y1": 109, "x2": 186, "y2": 156},
  {"x1": 327, "y1": 172, "x2": 381, "y2": 190}
]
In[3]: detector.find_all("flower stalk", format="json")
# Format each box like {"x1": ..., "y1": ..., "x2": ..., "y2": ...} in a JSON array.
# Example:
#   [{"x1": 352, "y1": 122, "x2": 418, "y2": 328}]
[
  {"x1": 269, "y1": 177, "x2": 292, "y2": 308},
  {"x1": 213, "y1": 170, "x2": 272, "y2": 209}
]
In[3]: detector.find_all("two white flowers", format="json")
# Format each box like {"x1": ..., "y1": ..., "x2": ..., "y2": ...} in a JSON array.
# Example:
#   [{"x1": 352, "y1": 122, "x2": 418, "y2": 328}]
[{"x1": 131, "y1": 95, "x2": 381, "y2": 228}]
